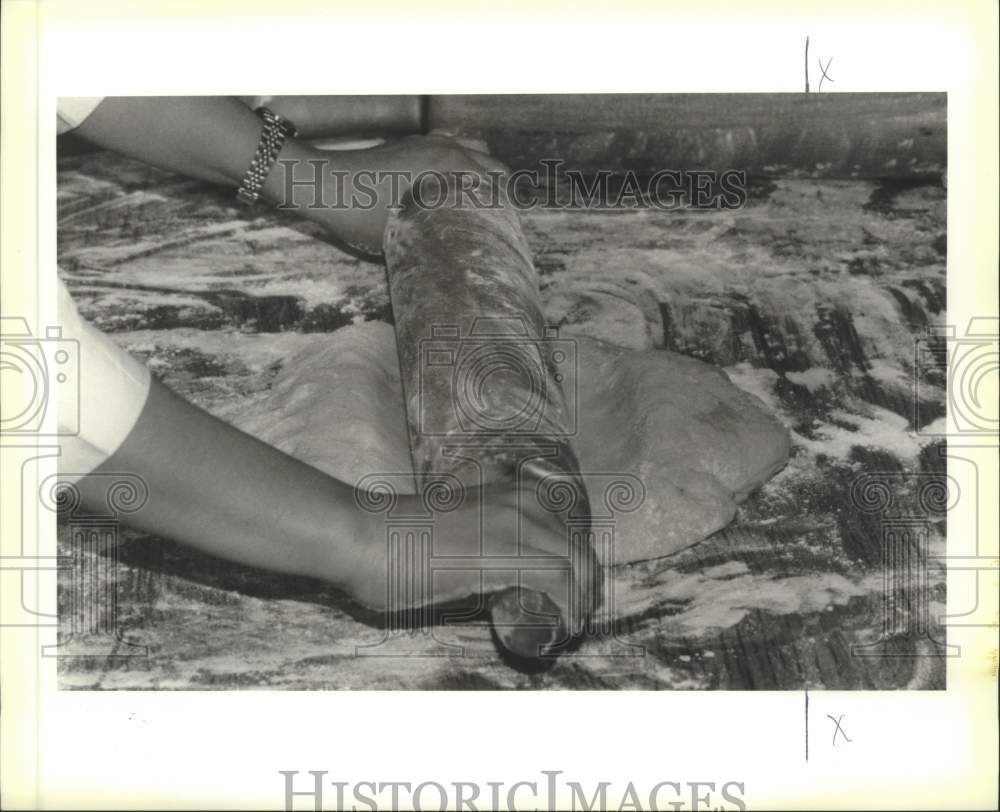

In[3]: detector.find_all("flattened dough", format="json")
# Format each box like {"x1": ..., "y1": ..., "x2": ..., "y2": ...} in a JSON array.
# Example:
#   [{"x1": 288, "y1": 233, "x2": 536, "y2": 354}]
[{"x1": 234, "y1": 322, "x2": 790, "y2": 565}]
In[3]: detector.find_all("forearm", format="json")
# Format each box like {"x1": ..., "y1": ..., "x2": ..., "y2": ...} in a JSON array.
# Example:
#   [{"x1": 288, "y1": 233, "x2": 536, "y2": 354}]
[
  {"x1": 73, "y1": 96, "x2": 381, "y2": 253},
  {"x1": 72, "y1": 97, "x2": 499, "y2": 258},
  {"x1": 75, "y1": 97, "x2": 321, "y2": 200},
  {"x1": 71, "y1": 376, "x2": 584, "y2": 625},
  {"x1": 74, "y1": 378, "x2": 370, "y2": 587}
]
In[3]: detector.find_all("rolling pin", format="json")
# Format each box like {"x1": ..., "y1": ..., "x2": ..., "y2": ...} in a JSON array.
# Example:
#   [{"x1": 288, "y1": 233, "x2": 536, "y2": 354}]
[{"x1": 383, "y1": 176, "x2": 599, "y2": 660}]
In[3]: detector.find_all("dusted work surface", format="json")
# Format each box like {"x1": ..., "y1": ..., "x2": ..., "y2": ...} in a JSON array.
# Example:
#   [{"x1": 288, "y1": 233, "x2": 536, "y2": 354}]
[{"x1": 57, "y1": 150, "x2": 948, "y2": 690}]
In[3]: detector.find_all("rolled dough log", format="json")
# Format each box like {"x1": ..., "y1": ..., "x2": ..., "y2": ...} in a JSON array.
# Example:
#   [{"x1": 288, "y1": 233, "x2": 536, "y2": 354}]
[
  {"x1": 382, "y1": 183, "x2": 598, "y2": 656},
  {"x1": 382, "y1": 188, "x2": 583, "y2": 487},
  {"x1": 235, "y1": 322, "x2": 790, "y2": 567}
]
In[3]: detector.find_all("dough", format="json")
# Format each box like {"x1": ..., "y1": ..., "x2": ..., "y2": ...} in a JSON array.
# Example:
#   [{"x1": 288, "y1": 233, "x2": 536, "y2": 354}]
[
  {"x1": 234, "y1": 322, "x2": 790, "y2": 565},
  {"x1": 543, "y1": 275, "x2": 666, "y2": 351},
  {"x1": 569, "y1": 335, "x2": 790, "y2": 562}
]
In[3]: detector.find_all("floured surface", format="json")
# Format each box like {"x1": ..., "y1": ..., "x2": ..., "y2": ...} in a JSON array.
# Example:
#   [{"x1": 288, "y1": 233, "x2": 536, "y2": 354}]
[
  {"x1": 235, "y1": 322, "x2": 789, "y2": 565},
  {"x1": 56, "y1": 150, "x2": 948, "y2": 689}
]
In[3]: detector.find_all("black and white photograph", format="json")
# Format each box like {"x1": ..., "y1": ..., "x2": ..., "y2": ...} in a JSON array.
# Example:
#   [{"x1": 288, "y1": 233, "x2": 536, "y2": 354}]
[
  {"x1": 2, "y1": 2, "x2": 997, "y2": 810},
  {"x1": 49, "y1": 91, "x2": 951, "y2": 690}
]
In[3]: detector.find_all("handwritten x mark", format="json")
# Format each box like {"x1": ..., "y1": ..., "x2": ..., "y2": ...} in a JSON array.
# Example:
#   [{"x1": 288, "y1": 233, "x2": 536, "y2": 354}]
[
  {"x1": 817, "y1": 57, "x2": 835, "y2": 92},
  {"x1": 827, "y1": 713, "x2": 852, "y2": 745}
]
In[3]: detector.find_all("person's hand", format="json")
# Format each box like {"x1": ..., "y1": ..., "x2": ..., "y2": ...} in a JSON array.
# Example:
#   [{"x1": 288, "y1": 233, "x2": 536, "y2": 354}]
[
  {"x1": 307, "y1": 134, "x2": 508, "y2": 257},
  {"x1": 342, "y1": 477, "x2": 599, "y2": 649},
  {"x1": 70, "y1": 99, "x2": 507, "y2": 260}
]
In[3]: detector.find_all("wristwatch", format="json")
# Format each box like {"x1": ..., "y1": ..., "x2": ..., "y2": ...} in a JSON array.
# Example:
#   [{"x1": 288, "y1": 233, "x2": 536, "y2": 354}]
[{"x1": 235, "y1": 107, "x2": 298, "y2": 206}]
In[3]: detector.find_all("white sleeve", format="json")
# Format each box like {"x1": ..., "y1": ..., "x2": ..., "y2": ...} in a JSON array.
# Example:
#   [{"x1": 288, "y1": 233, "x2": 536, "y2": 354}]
[
  {"x1": 58, "y1": 279, "x2": 151, "y2": 480},
  {"x1": 57, "y1": 97, "x2": 105, "y2": 135}
]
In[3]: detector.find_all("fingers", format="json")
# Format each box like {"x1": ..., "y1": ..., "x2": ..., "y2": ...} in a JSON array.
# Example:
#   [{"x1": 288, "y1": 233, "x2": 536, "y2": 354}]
[
  {"x1": 348, "y1": 485, "x2": 591, "y2": 633},
  {"x1": 427, "y1": 538, "x2": 567, "y2": 619},
  {"x1": 501, "y1": 478, "x2": 603, "y2": 647}
]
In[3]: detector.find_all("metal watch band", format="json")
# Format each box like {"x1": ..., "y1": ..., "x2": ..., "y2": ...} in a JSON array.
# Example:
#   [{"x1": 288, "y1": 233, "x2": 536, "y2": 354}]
[{"x1": 235, "y1": 107, "x2": 298, "y2": 206}]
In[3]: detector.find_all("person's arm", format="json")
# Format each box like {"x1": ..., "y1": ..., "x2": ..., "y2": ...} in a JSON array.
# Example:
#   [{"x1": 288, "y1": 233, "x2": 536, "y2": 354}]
[
  {"x1": 73, "y1": 96, "x2": 500, "y2": 257},
  {"x1": 67, "y1": 98, "x2": 578, "y2": 629},
  {"x1": 78, "y1": 377, "x2": 576, "y2": 619},
  {"x1": 75, "y1": 378, "x2": 362, "y2": 583}
]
